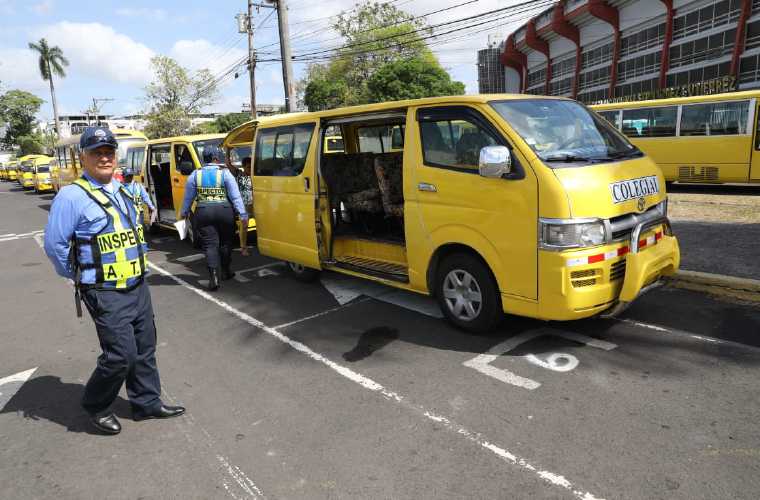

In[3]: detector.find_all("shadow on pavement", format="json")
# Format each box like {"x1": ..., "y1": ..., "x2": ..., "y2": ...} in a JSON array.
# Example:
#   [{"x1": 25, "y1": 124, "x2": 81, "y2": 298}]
[{"x1": 0, "y1": 375, "x2": 132, "y2": 435}]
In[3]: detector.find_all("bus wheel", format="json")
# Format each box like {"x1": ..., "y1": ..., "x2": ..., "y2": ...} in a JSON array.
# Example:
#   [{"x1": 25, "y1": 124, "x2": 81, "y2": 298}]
[
  {"x1": 435, "y1": 253, "x2": 502, "y2": 333},
  {"x1": 287, "y1": 261, "x2": 320, "y2": 282}
]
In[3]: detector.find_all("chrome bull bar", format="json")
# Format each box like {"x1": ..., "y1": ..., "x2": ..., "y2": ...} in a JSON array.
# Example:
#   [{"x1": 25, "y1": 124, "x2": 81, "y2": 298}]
[{"x1": 601, "y1": 216, "x2": 673, "y2": 318}]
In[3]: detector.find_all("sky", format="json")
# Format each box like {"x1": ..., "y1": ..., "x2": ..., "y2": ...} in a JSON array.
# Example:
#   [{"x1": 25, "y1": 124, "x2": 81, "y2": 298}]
[{"x1": 0, "y1": 0, "x2": 535, "y2": 124}]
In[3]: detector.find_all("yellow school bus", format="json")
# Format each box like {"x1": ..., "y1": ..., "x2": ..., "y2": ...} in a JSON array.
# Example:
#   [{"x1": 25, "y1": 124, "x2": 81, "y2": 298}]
[
  {"x1": 226, "y1": 95, "x2": 680, "y2": 332},
  {"x1": 52, "y1": 129, "x2": 148, "y2": 191},
  {"x1": 592, "y1": 90, "x2": 760, "y2": 184},
  {"x1": 143, "y1": 134, "x2": 256, "y2": 245}
]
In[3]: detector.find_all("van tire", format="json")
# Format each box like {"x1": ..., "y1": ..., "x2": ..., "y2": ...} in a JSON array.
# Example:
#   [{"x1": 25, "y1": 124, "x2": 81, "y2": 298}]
[
  {"x1": 435, "y1": 253, "x2": 502, "y2": 333},
  {"x1": 287, "y1": 261, "x2": 320, "y2": 282}
]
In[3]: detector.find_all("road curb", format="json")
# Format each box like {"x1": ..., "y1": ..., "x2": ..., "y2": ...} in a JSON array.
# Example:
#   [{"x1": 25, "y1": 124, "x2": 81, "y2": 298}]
[{"x1": 666, "y1": 270, "x2": 760, "y2": 303}]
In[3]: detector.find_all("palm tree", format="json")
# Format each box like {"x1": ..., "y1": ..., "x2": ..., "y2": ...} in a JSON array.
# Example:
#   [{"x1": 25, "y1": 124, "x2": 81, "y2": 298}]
[{"x1": 29, "y1": 38, "x2": 69, "y2": 138}]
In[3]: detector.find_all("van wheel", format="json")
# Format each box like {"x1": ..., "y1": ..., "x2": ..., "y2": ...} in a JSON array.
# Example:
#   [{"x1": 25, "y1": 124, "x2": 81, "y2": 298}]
[
  {"x1": 436, "y1": 253, "x2": 502, "y2": 333},
  {"x1": 186, "y1": 216, "x2": 202, "y2": 249},
  {"x1": 287, "y1": 261, "x2": 320, "y2": 282}
]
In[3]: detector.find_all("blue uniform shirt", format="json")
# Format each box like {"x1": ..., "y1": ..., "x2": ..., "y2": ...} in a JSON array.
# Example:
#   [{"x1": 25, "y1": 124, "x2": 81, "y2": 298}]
[
  {"x1": 44, "y1": 173, "x2": 145, "y2": 281},
  {"x1": 180, "y1": 164, "x2": 248, "y2": 219},
  {"x1": 123, "y1": 180, "x2": 155, "y2": 211}
]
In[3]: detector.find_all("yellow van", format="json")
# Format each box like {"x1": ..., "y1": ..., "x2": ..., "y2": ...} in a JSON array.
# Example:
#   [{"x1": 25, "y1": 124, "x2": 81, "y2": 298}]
[
  {"x1": 32, "y1": 159, "x2": 55, "y2": 193},
  {"x1": 17, "y1": 155, "x2": 50, "y2": 189},
  {"x1": 142, "y1": 134, "x2": 256, "y2": 244},
  {"x1": 227, "y1": 95, "x2": 681, "y2": 331},
  {"x1": 5, "y1": 161, "x2": 19, "y2": 181},
  {"x1": 0, "y1": 164, "x2": 7, "y2": 181}
]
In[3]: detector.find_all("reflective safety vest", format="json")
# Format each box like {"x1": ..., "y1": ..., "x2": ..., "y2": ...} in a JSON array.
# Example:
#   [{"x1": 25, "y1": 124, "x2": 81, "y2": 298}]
[
  {"x1": 72, "y1": 179, "x2": 147, "y2": 290},
  {"x1": 195, "y1": 167, "x2": 229, "y2": 205}
]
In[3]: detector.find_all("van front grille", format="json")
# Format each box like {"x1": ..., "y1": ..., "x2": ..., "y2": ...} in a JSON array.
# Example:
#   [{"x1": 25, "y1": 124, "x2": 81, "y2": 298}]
[
  {"x1": 678, "y1": 166, "x2": 719, "y2": 183},
  {"x1": 570, "y1": 269, "x2": 599, "y2": 288}
]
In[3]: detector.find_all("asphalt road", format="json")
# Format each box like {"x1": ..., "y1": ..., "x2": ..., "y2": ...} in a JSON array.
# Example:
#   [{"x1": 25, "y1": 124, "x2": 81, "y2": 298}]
[{"x1": 1, "y1": 181, "x2": 759, "y2": 500}]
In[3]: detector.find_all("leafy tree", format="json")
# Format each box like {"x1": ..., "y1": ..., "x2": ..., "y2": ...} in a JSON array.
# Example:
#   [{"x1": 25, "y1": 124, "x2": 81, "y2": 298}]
[
  {"x1": 28, "y1": 38, "x2": 69, "y2": 137},
  {"x1": 302, "y1": 1, "x2": 463, "y2": 111},
  {"x1": 18, "y1": 134, "x2": 44, "y2": 155},
  {"x1": 367, "y1": 57, "x2": 465, "y2": 102},
  {"x1": 143, "y1": 56, "x2": 219, "y2": 139},
  {"x1": 0, "y1": 90, "x2": 44, "y2": 148},
  {"x1": 189, "y1": 112, "x2": 251, "y2": 135}
]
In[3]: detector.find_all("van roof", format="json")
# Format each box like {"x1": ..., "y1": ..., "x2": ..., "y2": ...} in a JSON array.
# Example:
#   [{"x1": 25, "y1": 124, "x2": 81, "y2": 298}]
[
  {"x1": 224, "y1": 93, "x2": 564, "y2": 146},
  {"x1": 146, "y1": 133, "x2": 226, "y2": 145}
]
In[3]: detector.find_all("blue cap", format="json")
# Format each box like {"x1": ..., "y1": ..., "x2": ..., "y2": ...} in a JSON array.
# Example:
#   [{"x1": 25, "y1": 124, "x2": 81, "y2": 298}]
[
  {"x1": 80, "y1": 126, "x2": 118, "y2": 151},
  {"x1": 202, "y1": 146, "x2": 224, "y2": 164}
]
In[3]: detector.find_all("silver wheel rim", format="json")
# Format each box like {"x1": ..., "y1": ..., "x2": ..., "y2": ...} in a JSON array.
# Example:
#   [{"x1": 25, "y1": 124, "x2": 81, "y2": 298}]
[
  {"x1": 289, "y1": 262, "x2": 305, "y2": 274},
  {"x1": 442, "y1": 269, "x2": 483, "y2": 321}
]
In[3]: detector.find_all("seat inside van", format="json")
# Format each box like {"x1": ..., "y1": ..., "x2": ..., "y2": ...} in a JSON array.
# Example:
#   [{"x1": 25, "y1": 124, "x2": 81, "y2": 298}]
[{"x1": 321, "y1": 151, "x2": 404, "y2": 243}]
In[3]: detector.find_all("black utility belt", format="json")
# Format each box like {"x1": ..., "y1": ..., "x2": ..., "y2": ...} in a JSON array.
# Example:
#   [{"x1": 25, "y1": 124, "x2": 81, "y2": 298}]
[{"x1": 79, "y1": 276, "x2": 145, "y2": 293}]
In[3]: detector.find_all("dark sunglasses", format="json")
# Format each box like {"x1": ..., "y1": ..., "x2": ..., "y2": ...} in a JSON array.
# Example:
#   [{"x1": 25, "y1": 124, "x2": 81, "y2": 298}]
[{"x1": 83, "y1": 134, "x2": 118, "y2": 150}]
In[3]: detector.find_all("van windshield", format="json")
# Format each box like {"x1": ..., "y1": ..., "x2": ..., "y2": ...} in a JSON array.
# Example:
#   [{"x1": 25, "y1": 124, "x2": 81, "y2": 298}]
[
  {"x1": 36, "y1": 165, "x2": 50, "y2": 173},
  {"x1": 490, "y1": 99, "x2": 641, "y2": 166},
  {"x1": 193, "y1": 139, "x2": 227, "y2": 164}
]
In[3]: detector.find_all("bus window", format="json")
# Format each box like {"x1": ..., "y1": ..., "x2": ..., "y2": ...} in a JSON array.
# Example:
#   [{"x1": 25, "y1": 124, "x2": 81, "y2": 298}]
[
  {"x1": 597, "y1": 110, "x2": 621, "y2": 129},
  {"x1": 680, "y1": 101, "x2": 750, "y2": 136},
  {"x1": 621, "y1": 106, "x2": 677, "y2": 137}
]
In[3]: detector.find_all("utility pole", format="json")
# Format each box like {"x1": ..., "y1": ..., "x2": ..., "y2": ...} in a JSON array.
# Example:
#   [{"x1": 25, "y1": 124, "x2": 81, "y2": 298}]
[
  {"x1": 237, "y1": 4, "x2": 258, "y2": 119},
  {"x1": 89, "y1": 98, "x2": 114, "y2": 125},
  {"x1": 268, "y1": 0, "x2": 296, "y2": 112}
]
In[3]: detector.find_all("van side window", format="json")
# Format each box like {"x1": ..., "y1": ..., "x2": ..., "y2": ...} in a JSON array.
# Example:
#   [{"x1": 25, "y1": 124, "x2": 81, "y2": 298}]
[
  {"x1": 255, "y1": 124, "x2": 315, "y2": 177},
  {"x1": 420, "y1": 118, "x2": 497, "y2": 171},
  {"x1": 174, "y1": 144, "x2": 194, "y2": 175},
  {"x1": 598, "y1": 110, "x2": 621, "y2": 129},
  {"x1": 357, "y1": 125, "x2": 405, "y2": 153},
  {"x1": 621, "y1": 106, "x2": 677, "y2": 137},
  {"x1": 680, "y1": 101, "x2": 750, "y2": 136}
]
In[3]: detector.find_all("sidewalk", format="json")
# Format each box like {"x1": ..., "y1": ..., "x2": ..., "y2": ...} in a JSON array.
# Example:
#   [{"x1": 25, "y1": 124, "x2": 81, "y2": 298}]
[{"x1": 665, "y1": 185, "x2": 760, "y2": 300}]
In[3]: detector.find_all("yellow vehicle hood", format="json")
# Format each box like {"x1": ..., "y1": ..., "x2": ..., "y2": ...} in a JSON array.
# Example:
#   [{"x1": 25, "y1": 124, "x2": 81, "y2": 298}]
[{"x1": 550, "y1": 157, "x2": 667, "y2": 219}]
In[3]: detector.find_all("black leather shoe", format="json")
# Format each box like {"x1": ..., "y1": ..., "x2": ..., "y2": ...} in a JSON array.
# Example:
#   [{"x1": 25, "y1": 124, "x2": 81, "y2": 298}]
[
  {"x1": 221, "y1": 268, "x2": 235, "y2": 280},
  {"x1": 90, "y1": 413, "x2": 121, "y2": 435},
  {"x1": 133, "y1": 404, "x2": 186, "y2": 421},
  {"x1": 208, "y1": 268, "x2": 219, "y2": 291}
]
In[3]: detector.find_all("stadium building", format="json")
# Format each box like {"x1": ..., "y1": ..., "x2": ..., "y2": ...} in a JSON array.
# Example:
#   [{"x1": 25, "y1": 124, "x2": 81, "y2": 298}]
[{"x1": 495, "y1": 0, "x2": 759, "y2": 103}]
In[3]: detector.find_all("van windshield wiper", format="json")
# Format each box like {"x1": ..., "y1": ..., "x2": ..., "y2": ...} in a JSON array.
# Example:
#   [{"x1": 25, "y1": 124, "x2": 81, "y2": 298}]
[
  {"x1": 542, "y1": 153, "x2": 592, "y2": 162},
  {"x1": 604, "y1": 149, "x2": 644, "y2": 160}
]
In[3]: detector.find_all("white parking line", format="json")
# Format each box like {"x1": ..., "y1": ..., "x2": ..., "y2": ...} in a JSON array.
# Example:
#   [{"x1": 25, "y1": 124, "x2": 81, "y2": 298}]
[
  {"x1": 147, "y1": 261, "x2": 604, "y2": 500},
  {"x1": 615, "y1": 318, "x2": 760, "y2": 353}
]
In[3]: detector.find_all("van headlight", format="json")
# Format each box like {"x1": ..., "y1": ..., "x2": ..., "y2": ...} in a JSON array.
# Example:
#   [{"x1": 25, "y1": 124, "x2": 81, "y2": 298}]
[{"x1": 539, "y1": 219, "x2": 606, "y2": 249}]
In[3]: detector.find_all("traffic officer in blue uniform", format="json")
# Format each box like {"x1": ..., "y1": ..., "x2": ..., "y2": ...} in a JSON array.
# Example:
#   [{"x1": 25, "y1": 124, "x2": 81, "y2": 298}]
[
  {"x1": 44, "y1": 126, "x2": 184, "y2": 435},
  {"x1": 180, "y1": 146, "x2": 248, "y2": 291}
]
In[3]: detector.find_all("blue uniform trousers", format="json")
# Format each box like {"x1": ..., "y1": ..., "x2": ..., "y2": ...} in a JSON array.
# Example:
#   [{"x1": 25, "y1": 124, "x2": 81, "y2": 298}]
[
  {"x1": 196, "y1": 203, "x2": 236, "y2": 270},
  {"x1": 81, "y1": 280, "x2": 162, "y2": 415}
]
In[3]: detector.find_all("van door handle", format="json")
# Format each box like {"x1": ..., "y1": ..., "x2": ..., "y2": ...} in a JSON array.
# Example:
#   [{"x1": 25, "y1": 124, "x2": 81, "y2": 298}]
[
  {"x1": 304, "y1": 177, "x2": 310, "y2": 192},
  {"x1": 173, "y1": 178, "x2": 180, "y2": 184},
  {"x1": 418, "y1": 182, "x2": 437, "y2": 192}
]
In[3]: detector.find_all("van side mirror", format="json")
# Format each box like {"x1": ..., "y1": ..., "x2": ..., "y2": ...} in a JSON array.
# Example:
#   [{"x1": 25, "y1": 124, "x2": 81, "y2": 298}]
[
  {"x1": 479, "y1": 146, "x2": 512, "y2": 178},
  {"x1": 178, "y1": 161, "x2": 195, "y2": 176}
]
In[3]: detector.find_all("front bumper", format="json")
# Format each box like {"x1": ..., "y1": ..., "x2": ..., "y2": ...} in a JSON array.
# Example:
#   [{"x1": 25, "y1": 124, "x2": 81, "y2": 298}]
[
  {"x1": 36, "y1": 183, "x2": 54, "y2": 192},
  {"x1": 537, "y1": 220, "x2": 680, "y2": 321}
]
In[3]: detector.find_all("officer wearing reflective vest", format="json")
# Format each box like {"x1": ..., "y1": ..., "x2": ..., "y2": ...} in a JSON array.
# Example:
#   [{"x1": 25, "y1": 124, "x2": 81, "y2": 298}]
[
  {"x1": 44, "y1": 126, "x2": 185, "y2": 435},
  {"x1": 180, "y1": 146, "x2": 248, "y2": 291}
]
